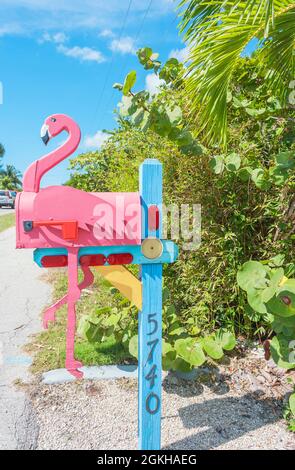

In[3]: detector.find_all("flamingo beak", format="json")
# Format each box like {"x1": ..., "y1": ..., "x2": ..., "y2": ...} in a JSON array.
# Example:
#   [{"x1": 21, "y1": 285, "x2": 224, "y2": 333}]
[{"x1": 40, "y1": 124, "x2": 51, "y2": 145}]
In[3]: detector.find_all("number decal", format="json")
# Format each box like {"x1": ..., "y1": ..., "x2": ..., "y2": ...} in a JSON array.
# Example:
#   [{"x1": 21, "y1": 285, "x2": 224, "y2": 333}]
[
  {"x1": 147, "y1": 338, "x2": 159, "y2": 363},
  {"x1": 146, "y1": 392, "x2": 160, "y2": 415},
  {"x1": 145, "y1": 313, "x2": 160, "y2": 414},
  {"x1": 147, "y1": 313, "x2": 158, "y2": 335},
  {"x1": 145, "y1": 364, "x2": 158, "y2": 388}
]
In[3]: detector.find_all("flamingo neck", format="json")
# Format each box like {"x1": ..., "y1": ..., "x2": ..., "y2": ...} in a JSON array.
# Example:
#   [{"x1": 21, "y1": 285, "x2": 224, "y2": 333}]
[{"x1": 23, "y1": 120, "x2": 81, "y2": 193}]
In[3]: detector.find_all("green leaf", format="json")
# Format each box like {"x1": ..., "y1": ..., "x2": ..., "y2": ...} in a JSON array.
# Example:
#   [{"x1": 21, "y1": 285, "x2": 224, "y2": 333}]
[
  {"x1": 174, "y1": 338, "x2": 206, "y2": 366},
  {"x1": 96, "y1": 306, "x2": 112, "y2": 315},
  {"x1": 270, "y1": 335, "x2": 295, "y2": 369},
  {"x1": 226, "y1": 91, "x2": 232, "y2": 103},
  {"x1": 267, "y1": 287, "x2": 295, "y2": 318},
  {"x1": 261, "y1": 268, "x2": 284, "y2": 303},
  {"x1": 289, "y1": 393, "x2": 295, "y2": 416},
  {"x1": 275, "y1": 151, "x2": 295, "y2": 170},
  {"x1": 247, "y1": 288, "x2": 267, "y2": 314},
  {"x1": 225, "y1": 152, "x2": 241, "y2": 171},
  {"x1": 233, "y1": 97, "x2": 250, "y2": 108},
  {"x1": 251, "y1": 168, "x2": 270, "y2": 190},
  {"x1": 202, "y1": 336, "x2": 224, "y2": 359},
  {"x1": 269, "y1": 254, "x2": 285, "y2": 267},
  {"x1": 166, "y1": 305, "x2": 176, "y2": 318},
  {"x1": 209, "y1": 155, "x2": 224, "y2": 175},
  {"x1": 174, "y1": 129, "x2": 193, "y2": 147},
  {"x1": 237, "y1": 261, "x2": 268, "y2": 292},
  {"x1": 77, "y1": 317, "x2": 90, "y2": 338},
  {"x1": 172, "y1": 358, "x2": 193, "y2": 373},
  {"x1": 166, "y1": 106, "x2": 182, "y2": 125},
  {"x1": 216, "y1": 330, "x2": 236, "y2": 351},
  {"x1": 162, "y1": 350, "x2": 177, "y2": 371},
  {"x1": 137, "y1": 47, "x2": 156, "y2": 70},
  {"x1": 162, "y1": 340, "x2": 174, "y2": 356},
  {"x1": 272, "y1": 315, "x2": 295, "y2": 337},
  {"x1": 122, "y1": 71, "x2": 137, "y2": 96},
  {"x1": 119, "y1": 95, "x2": 136, "y2": 117},
  {"x1": 269, "y1": 166, "x2": 289, "y2": 186},
  {"x1": 131, "y1": 109, "x2": 145, "y2": 126},
  {"x1": 128, "y1": 335, "x2": 138, "y2": 359},
  {"x1": 168, "y1": 323, "x2": 186, "y2": 336},
  {"x1": 103, "y1": 313, "x2": 120, "y2": 327},
  {"x1": 163, "y1": 287, "x2": 170, "y2": 302},
  {"x1": 245, "y1": 107, "x2": 265, "y2": 116},
  {"x1": 238, "y1": 167, "x2": 252, "y2": 181}
]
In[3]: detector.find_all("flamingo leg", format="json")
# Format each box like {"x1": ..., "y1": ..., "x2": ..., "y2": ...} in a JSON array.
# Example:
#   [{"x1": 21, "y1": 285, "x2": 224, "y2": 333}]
[
  {"x1": 43, "y1": 264, "x2": 94, "y2": 329},
  {"x1": 65, "y1": 248, "x2": 83, "y2": 379}
]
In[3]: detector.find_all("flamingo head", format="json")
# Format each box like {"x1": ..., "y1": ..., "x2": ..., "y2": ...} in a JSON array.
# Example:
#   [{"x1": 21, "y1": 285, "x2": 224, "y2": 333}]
[{"x1": 40, "y1": 113, "x2": 74, "y2": 145}]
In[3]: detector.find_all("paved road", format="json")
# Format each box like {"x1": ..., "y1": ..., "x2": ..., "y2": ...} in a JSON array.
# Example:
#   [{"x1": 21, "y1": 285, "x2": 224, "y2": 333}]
[
  {"x1": 0, "y1": 227, "x2": 52, "y2": 449},
  {"x1": 0, "y1": 209, "x2": 14, "y2": 217}
]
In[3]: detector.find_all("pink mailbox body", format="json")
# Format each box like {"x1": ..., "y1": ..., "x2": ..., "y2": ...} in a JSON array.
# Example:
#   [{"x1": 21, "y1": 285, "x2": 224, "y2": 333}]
[{"x1": 16, "y1": 187, "x2": 141, "y2": 249}]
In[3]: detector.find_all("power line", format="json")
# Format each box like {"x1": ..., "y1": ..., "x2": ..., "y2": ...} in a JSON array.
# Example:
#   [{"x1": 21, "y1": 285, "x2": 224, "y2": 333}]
[
  {"x1": 99, "y1": 0, "x2": 154, "y2": 130},
  {"x1": 92, "y1": 0, "x2": 133, "y2": 130}
]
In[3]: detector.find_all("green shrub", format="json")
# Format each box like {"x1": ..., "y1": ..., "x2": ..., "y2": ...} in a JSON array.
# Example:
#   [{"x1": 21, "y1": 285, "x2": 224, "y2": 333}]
[
  {"x1": 78, "y1": 286, "x2": 235, "y2": 372},
  {"x1": 68, "y1": 52, "x2": 295, "y2": 340}
]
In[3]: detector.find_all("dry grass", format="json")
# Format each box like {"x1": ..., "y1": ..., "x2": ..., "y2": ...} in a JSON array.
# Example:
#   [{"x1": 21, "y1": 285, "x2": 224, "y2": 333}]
[{"x1": 0, "y1": 212, "x2": 15, "y2": 232}]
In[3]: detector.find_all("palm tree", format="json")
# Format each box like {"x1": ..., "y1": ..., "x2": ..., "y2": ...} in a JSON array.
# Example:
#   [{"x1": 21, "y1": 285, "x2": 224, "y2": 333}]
[
  {"x1": 0, "y1": 164, "x2": 22, "y2": 190},
  {"x1": 0, "y1": 144, "x2": 4, "y2": 159},
  {"x1": 0, "y1": 144, "x2": 5, "y2": 173},
  {"x1": 179, "y1": 0, "x2": 295, "y2": 146}
]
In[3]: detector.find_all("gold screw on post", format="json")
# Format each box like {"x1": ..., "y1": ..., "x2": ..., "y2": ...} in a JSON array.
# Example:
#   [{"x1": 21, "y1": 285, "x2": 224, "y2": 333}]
[{"x1": 141, "y1": 238, "x2": 163, "y2": 259}]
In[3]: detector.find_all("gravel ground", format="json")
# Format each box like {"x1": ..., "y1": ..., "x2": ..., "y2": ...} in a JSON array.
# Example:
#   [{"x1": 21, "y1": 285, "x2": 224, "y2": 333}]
[{"x1": 29, "y1": 351, "x2": 295, "y2": 450}]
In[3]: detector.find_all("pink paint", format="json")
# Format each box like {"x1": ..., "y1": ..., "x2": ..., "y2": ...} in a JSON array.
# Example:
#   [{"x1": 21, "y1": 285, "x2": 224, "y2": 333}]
[
  {"x1": 43, "y1": 265, "x2": 94, "y2": 329},
  {"x1": 16, "y1": 114, "x2": 141, "y2": 378}
]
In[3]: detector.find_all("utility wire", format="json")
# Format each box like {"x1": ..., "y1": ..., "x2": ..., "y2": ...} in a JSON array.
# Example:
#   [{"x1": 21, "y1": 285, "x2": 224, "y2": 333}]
[
  {"x1": 99, "y1": 0, "x2": 154, "y2": 129},
  {"x1": 92, "y1": 0, "x2": 133, "y2": 130}
]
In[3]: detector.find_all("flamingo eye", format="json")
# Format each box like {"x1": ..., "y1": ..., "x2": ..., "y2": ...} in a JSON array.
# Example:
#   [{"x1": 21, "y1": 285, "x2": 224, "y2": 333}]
[{"x1": 51, "y1": 117, "x2": 56, "y2": 122}]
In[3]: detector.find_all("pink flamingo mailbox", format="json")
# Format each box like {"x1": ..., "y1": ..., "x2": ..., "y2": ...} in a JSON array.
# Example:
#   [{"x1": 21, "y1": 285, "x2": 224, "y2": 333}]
[{"x1": 16, "y1": 114, "x2": 178, "y2": 450}]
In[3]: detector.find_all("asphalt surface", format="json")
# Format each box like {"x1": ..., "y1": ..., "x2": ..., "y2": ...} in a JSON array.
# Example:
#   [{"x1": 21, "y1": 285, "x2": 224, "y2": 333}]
[{"x1": 0, "y1": 227, "x2": 52, "y2": 449}]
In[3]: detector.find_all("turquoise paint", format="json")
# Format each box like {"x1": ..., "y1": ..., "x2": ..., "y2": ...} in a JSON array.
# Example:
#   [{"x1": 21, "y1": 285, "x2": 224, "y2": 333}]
[
  {"x1": 139, "y1": 159, "x2": 163, "y2": 450},
  {"x1": 33, "y1": 240, "x2": 178, "y2": 268}
]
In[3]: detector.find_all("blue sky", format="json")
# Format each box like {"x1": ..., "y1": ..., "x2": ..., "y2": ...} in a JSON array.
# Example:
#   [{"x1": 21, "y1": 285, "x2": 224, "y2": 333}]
[{"x1": 0, "y1": 0, "x2": 187, "y2": 186}]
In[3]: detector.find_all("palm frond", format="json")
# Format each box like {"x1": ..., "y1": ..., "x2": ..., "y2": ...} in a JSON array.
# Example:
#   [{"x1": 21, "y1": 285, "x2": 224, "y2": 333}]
[
  {"x1": 179, "y1": 0, "x2": 295, "y2": 146},
  {"x1": 258, "y1": 10, "x2": 295, "y2": 100}
]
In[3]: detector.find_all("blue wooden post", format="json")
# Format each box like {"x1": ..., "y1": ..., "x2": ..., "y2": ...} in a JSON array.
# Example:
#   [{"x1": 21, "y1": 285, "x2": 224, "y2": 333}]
[{"x1": 139, "y1": 159, "x2": 163, "y2": 450}]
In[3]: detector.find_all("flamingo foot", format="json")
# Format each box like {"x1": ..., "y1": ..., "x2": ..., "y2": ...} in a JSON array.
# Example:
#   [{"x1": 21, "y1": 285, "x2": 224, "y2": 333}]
[
  {"x1": 66, "y1": 359, "x2": 83, "y2": 379},
  {"x1": 43, "y1": 307, "x2": 56, "y2": 329},
  {"x1": 67, "y1": 368, "x2": 84, "y2": 379}
]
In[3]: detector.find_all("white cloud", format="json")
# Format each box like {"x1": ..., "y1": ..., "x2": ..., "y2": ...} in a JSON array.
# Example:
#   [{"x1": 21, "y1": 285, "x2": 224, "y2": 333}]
[
  {"x1": 39, "y1": 32, "x2": 105, "y2": 64},
  {"x1": 110, "y1": 36, "x2": 136, "y2": 55},
  {"x1": 145, "y1": 73, "x2": 165, "y2": 96},
  {"x1": 0, "y1": 23, "x2": 23, "y2": 37},
  {"x1": 169, "y1": 46, "x2": 190, "y2": 63},
  {"x1": 57, "y1": 44, "x2": 106, "y2": 63},
  {"x1": 99, "y1": 29, "x2": 114, "y2": 38},
  {"x1": 0, "y1": 1, "x2": 175, "y2": 36},
  {"x1": 40, "y1": 31, "x2": 68, "y2": 44},
  {"x1": 83, "y1": 131, "x2": 109, "y2": 150}
]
